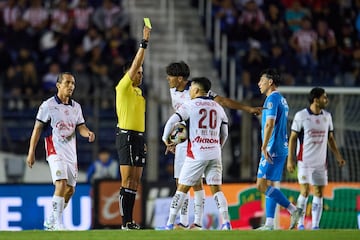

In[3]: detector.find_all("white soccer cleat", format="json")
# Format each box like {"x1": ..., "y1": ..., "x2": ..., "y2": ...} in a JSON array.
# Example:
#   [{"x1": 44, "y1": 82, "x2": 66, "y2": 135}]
[
  {"x1": 53, "y1": 223, "x2": 67, "y2": 231},
  {"x1": 256, "y1": 225, "x2": 274, "y2": 230},
  {"x1": 289, "y1": 208, "x2": 303, "y2": 230},
  {"x1": 43, "y1": 217, "x2": 55, "y2": 231}
]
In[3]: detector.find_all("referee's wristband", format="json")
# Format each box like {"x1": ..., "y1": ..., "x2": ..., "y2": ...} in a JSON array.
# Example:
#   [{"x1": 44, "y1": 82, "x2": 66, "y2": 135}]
[{"x1": 139, "y1": 39, "x2": 148, "y2": 49}]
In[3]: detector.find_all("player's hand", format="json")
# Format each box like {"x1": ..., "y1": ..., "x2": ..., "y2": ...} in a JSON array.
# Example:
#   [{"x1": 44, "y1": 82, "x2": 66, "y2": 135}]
[
  {"x1": 143, "y1": 26, "x2": 151, "y2": 41},
  {"x1": 88, "y1": 131, "x2": 95, "y2": 142},
  {"x1": 261, "y1": 147, "x2": 273, "y2": 164},
  {"x1": 287, "y1": 158, "x2": 295, "y2": 173},
  {"x1": 250, "y1": 107, "x2": 265, "y2": 116},
  {"x1": 26, "y1": 154, "x2": 35, "y2": 169},
  {"x1": 337, "y1": 158, "x2": 346, "y2": 167},
  {"x1": 163, "y1": 140, "x2": 176, "y2": 155}
]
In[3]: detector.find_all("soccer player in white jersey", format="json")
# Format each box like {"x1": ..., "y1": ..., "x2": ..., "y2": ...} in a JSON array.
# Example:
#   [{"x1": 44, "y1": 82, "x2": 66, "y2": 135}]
[
  {"x1": 159, "y1": 77, "x2": 231, "y2": 230},
  {"x1": 26, "y1": 72, "x2": 95, "y2": 230},
  {"x1": 165, "y1": 61, "x2": 263, "y2": 229},
  {"x1": 287, "y1": 87, "x2": 346, "y2": 230}
]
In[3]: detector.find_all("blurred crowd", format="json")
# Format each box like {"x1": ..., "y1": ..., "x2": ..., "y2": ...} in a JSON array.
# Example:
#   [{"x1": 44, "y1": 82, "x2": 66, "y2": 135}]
[
  {"x1": 3, "y1": 0, "x2": 360, "y2": 111},
  {"x1": 0, "y1": 0, "x2": 136, "y2": 111},
  {"x1": 212, "y1": 0, "x2": 360, "y2": 99}
]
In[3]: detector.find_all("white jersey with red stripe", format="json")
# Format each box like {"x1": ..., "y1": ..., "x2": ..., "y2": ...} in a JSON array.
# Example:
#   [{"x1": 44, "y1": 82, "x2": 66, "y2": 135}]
[
  {"x1": 169, "y1": 82, "x2": 219, "y2": 177},
  {"x1": 176, "y1": 96, "x2": 228, "y2": 161},
  {"x1": 36, "y1": 95, "x2": 85, "y2": 163},
  {"x1": 291, "y1": 108, "x2": 333, "y2": 168}
]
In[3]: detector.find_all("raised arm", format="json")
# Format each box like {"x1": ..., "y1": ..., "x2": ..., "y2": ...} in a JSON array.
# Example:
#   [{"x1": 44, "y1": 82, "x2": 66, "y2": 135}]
[{"x1": 127, "y1": 26, "x2": 151, "y2": 81}]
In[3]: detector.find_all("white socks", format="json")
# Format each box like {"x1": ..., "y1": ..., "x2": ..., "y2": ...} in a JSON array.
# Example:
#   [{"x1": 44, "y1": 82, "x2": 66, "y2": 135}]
[
  {"x1": 214, "y1": 191, "x2": 230, "y2": 223},
  {"x1": 52, "y1": 195, "x2": 65, "y2": 225},
  {"x1": 167, "y1": 191, "x2": 186, "y2": 226},
  {"x1": 179, "y1": 192, "x2": 190, "y2": 226},
  {"x1": 193, "y1": 190, "x2": 205, "y2": 226},
  {"x1": 312, "y1": 196, "x2": 323, "y2": 228},
  {"x1": 297, "y1": 194, "x2": 308, "y2": 226}
]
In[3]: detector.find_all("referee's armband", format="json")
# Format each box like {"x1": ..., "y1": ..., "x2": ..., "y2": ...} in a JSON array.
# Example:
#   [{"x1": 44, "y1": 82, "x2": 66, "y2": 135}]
[{"x1": 139, "y1": 39, "x2": 148, "y2": 49}]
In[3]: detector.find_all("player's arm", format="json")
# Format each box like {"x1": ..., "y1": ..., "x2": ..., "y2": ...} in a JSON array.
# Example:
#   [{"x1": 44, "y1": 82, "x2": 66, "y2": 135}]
[
  {"x1": 26, "y1": 120, "x2": 44, "y2": 168},
  {"x1": 287, "y1": 130, "x2": 298, "y2": 173},
  {"x1": 77, "y1": 123, "x2": 95, "y2": 142},
  {"x1": 262, "y1": 118, "x2": 275, "y2": 164},
  {"x1": 162, "y1": 113, "x2": 182, "y2": 155},
  {"x1": 162, "y1": 113, "x2": 182, "y2": 144},
  {"x1": 328, "y1": 132, "x2": 346, "y2": 167},
  {"x1": 220, "y1": 122, "x2": 228, "y2": 147},
  {"x1": 127, "y1": 26, "x2": 151, "y2": 81},
  {"x1": 213, "y1": 95, "x2": 263, "y2": 115}
]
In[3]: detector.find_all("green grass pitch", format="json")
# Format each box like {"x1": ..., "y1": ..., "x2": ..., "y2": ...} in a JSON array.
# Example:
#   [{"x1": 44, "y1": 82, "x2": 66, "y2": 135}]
[{"x1": 2, "y1": 229, "x2": 359, "y2": 240}]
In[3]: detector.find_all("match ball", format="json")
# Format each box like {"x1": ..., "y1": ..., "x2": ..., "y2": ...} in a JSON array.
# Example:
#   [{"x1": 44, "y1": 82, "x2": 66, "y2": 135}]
[{"x1": 168, "y1": 123, "x2": 188, "y2": 144}]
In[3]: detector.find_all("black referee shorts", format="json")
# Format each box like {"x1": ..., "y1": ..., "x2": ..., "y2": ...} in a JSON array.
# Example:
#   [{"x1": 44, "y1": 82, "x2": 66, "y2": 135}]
[{"x1": 116, "y1": 128, "x2": 146, "y2": 167}]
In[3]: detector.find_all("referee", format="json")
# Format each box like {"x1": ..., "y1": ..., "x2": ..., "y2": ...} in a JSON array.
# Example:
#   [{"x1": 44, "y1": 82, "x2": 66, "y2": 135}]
[{"x1": 115, "y1": 25, "x2": 151, "y2": 230}]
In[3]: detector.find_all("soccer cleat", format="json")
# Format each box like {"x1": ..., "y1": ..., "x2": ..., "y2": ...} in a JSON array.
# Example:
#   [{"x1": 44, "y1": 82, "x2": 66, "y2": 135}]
[
  {"x1": 221, "y1": 221, "x2": 232, "y2": 230},
  {"x1": 256, "y1": 225, "x2": 274, "y2": 230},
  {"x1": 312, "y1": 226, "x2": 320, "y2": 230},
  {"x1": 174, "y1": 223, "x2": 189, "y2": 230},
  {"x1": 53, "y1": 223, "x2": 67, "y2": 231},
  {"x1": 155, "y1": 224, "x2": 174, "y2": 230},
  {"x1": 122, "y1": 221, "x2": 141, "y2": 230},
  {"x1": 289, "y1": 208, "x2": 303, "y2": 230},
  {"x1": 43, "y1": 219, "x2": 55, "y2": 231},
  {"x1": 189, "y1": 223, "x2": 202, "y2": 230},
  {"x1": 298, "y1": 225, "x2": 305, "y2": 230}
]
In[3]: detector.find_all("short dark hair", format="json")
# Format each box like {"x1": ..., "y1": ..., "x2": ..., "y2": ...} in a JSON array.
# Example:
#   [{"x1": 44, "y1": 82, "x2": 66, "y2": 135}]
[
  {"x1": 57, "y1": 72, "x2": 73, "y2": 83},
  {"x1": 308, "y1": 87, "x2": 325, "y2": 104},
  {"x1": 192, "y1": 77, "x2": 211, "y2": 93},
  {"x1": 259, "y1": 68, "x2": 281, "y2": 86},
  {"x1": 166, "y1": 61, "x2": 190, "y2": 79}
]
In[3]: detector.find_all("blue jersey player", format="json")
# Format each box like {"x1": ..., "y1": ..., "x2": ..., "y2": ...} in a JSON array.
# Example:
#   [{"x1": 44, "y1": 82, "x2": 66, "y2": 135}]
[{"x1": 256, "y1": 68, "x2": 302, "y2": 230}]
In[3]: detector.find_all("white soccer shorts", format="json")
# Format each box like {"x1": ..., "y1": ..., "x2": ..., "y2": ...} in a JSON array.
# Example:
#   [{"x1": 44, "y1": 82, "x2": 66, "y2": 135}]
[
  {"x1": 47, "y1": 154, "x2": 78, "y2": 187},
  {"x1": 178, "y1": 157, "x2": 222, "y2": 186},
  {"x1": 297, "y1": 161, "x2": 328, "y2": 186}
]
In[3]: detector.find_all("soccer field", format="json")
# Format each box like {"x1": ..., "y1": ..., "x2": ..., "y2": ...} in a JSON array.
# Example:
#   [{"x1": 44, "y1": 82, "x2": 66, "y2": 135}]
[{"x1": 2, "y1": 229, "x2": 359, "y2": 240}]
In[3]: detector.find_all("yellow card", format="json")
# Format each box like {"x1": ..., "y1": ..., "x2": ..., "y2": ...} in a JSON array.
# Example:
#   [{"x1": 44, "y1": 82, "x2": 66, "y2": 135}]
[{"x1": 143, "y1": 17, "x2": 152, "y2": 29}]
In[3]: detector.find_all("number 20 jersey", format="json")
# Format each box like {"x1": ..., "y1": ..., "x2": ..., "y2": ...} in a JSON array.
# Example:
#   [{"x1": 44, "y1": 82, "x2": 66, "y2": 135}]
[{"x1": 176, "y1": 96, "x2": 228, "y2": 161}]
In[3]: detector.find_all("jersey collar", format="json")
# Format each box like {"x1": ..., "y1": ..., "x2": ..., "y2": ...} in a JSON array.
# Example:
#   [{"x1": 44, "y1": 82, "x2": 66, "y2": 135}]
[
  {"x1": 175, "y1": 81, "x2": 191, "y2": 92},
  {"x1": 54, "y1": 94, "x2": 73, "y2": 106},
  {"x1": 306, "y1": 107, "x2": 323, "y2": 115},
  {"x1": 196, "y1": 96, "x2": 212, "y2": 100}
]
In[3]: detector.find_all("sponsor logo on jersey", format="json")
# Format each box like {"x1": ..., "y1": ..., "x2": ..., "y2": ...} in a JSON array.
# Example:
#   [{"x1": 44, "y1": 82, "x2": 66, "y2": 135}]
[{"x1": 193, "y1": 136, "x2": 219, "y2": 144}]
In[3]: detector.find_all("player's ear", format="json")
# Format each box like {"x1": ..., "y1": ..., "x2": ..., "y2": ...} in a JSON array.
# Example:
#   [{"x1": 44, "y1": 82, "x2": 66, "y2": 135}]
[{"x1": 269, "y1": 78, "x2": 274, "y2": 86}]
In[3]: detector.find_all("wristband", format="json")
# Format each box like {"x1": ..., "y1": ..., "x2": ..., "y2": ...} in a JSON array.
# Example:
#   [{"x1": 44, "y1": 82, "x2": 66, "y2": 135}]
[{"x1": 139, "y1": 39, "x2": 148, "y2": 49}]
